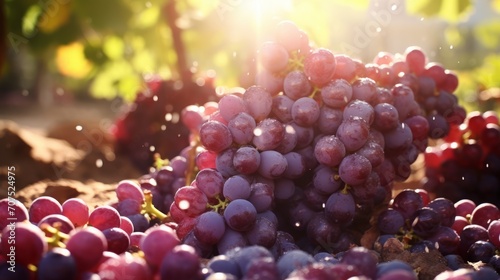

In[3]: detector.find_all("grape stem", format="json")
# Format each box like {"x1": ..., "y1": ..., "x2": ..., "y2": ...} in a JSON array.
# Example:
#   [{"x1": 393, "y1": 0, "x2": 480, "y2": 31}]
[
  {"x1": 207, "y1": 194, "x2": 229, "y2": 213},
  {"x1": 40, "y1": 223, "x2": 69, "y2": 248},
  {"x1": 153, "y1": 153, "x2": 170, "y2": 170},
  {"x1": 142, "y1": 190, "x2": 170, "y2": 222}
]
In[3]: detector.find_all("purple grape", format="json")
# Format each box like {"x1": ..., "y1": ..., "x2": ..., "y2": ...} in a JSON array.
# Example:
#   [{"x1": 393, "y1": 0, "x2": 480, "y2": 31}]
[
  {"x1": 304, "y1": 48, "x2": 336, "y2": 86},
  {"x1": 410, "y1": 207, "x2": 442, "y2": 238},
  {"x1": 29, "y1": 196, "x2": 62, "y2": 224},
  {"x1": 317, "y1": 106, "x2": 343, "y2": 134},
  {"x1": 115, "y1": 180, "x2": 144, "y2": 203},
  {"x1": 343, "y1": 99, "x2": 375, "y2": 125},
  {"x1": 337, "y1": 117, "x2": 370, "y2": 152},
  {"x1": 37, "y1": 248, "x2": 76, "y2": 280},
  {"x1": 66, "y1": 227, "x2": 107, "y2": 272},
  {"x1": 352, "y1": 78, "x2": 377, "y2": 103},
  {"x1": 243, "y1": 86, "x2": 272, "y2": 121},
  {"x1": 233, "y1": 146, "x2": 260, "y2": 174},
  {"x1": 324, "y1": 191, "x2": 356, "y2": 225},
  {"x1": 245, "y1": 217, "x2": 278, "y2": 247},
  {"x1": 314, "y1": 135, "x2": 346, "y2": 168},
  {"x1": 291, "y1": 97, "x2": 320, "y2": 127},
  {"x1": 252, "y1": 118, "x2": 285, "y2": 151},
  {"x1": 200, "y1": 120, "x2": 233, "y2": 153},
  {"x1": 218, "y1": 94, "x2": 249, "y2": 122},
  {"x1": 223, "y1": 175, "x2": 252, "y2": 201},
  {"x1": 88, "y1": 205, "x2": 121, "y2": 231},
  {"x1": 276, "y1": 250, "x2": 315, "y2": 279},
  {"x1": 259, "y1": 41, "x2": 289, "y2": 73},
  {"x1": 283, "y1": 70, "x2": 313, "y2": 100},
  {"x1": 195, "y1": 168, "x2": 224, "y2": 199},
  {"x1": 216, "y1": 147, "x2": 239, "y2": 178},
  {"x1": 341, "y1": 247, "x2": 378, "y2": 279},
  {"x1": 391, "y1": 189, "x2": 424, "y2": 220},
  {"x1": 257, "y1": 150, "x2": 288, "y2": 179},
  {"x1": 248, "y1": 181, "x2": 274, "y2": 212},
  {"x1": 224, "y1": 199, "x2": 257, "y2": 231},
  {"x1": 217, "y1": 228, "x2": 248, "y2": 254},
  {"x1": 377, "y1": 208, "x2": 405, "y2": 234},
  {"x1": 374, "y1": 103, "x2": 400, "y2": 132},
  {"x1": 102, "y1": 227, "x2": 130, "y2": 255},
  {"x1": 228, "y1": 112, "x2": 256, "y2": 145},
  {"x1": 271, "y1": 94, "x2": 294, "y2": 123},
  {"x1": 338, "y1": 154, "x2": 372, "y2": 185},
  {"x1": 194, "y1": 211, "x2": 226, "y2": 245},
  {"x1": 140, "y1": 224, "x2": 180, "y2": 269},
  {"x1": 283, "y1": 152, "x2": 306, "y2": 179},
  {"x1": 320, "y1": 79, "x2": 353, "y2": 108},
  {"x1": 313, "y1": 165, "x2": 343, "y2": 195}
]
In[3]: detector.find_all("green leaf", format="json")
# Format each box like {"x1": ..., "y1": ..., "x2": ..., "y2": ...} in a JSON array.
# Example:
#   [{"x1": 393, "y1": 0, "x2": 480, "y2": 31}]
[
  {"x1": 133, "y1": 5, "x2": 161, "y2": 29},
  {"x1": 445, "y1": 26, "x2": 464, "y2": 46},
  {"x1": 406, "y1": 0, "x2": 442, "y2": 17},
  {"x1": 90, "y1": 60, "x2": 134, "y2": 99},
  {"x1": 132, "y1": 49, "x2": 156, "y2": 73},
  {"x1": 439, "y1": 0, "x2": 472, "y2": 22},
  {"x1": 406, "y1": 0, "x2": 472, "y2": 22},
  {"x1": 474, "y1": 20, "x2": 500, "y2": 49},
  {"x1": 103, "y1": 36, "x2": 124, "y2": 60},
  {"x1": 118, "y1": 74, "x2": 142, "y2": 102},
  {"x1": 22, "y1": 5, "x2": 42, "y2": 37}
]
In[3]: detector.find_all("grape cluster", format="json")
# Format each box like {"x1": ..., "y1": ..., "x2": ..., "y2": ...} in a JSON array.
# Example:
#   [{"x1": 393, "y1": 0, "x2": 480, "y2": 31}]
[
  {"x1": 163, "y1": 20, "x2": 466, "y2": 257},
  {"x1": 112, "y1": 75, "x2": 217, "y2": 172},
  {"x1": 424, "y1": 110, "x2": 500, "y2": 206},
  {"x1": 376, "y1": 189, "x2": 500, "y2": 277}
]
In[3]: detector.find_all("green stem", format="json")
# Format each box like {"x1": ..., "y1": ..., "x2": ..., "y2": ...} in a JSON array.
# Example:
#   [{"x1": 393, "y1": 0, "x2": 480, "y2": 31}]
[{"x1": 142, "y1": 190, "x2": 170, "y2": 222}]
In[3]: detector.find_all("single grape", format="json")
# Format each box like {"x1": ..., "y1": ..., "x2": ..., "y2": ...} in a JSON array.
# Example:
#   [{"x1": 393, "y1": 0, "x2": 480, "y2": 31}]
[
  {"x1": 37, "y1": 248, "x2": 76, "y2": 280},
  {"x1": 194, "y1": 211, "x2": 226, "y2": 245},
  {"x1": 224, "y1": 199, "x2": 257, "y2": 232},
  {"x1": 66, "y1": 227, "x2": 107, "y2": 272},
  {"x1": 29, "y1": 196, "x2": 62, "y2": 224},
  {"x1": 88, "y1": 205, "x2": 121, "y2": 231},
  {"x1": 62, "y1": 198, "x2": 89, "y2": 228},
  {"x1": 140, "y1": 224, "x2": 180, "y2": 269}
]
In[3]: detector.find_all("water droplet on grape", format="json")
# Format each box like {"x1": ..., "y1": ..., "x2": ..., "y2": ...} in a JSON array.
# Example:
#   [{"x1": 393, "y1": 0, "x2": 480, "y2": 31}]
[
  {"x1": 75, "y1": 125, "x2": 83, "y2": 131},
  {"x1": 95, "y1": 159, "x2": 103, "y2": 168}
]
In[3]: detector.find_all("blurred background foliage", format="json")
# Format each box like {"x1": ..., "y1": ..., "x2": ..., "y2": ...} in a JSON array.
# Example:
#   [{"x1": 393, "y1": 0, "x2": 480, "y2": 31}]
[{"x1": 1, "y1": 0, "x2": 500, "y2": 113}]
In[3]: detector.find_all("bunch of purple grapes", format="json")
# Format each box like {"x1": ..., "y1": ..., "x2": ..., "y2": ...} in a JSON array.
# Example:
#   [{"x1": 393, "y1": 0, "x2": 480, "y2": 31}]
[
  {"x1": 376, "y1": 189, "x2": 500, "y2": 276},
  {"x1": 162, "y1": 20, "x2": 467, "y2": 256},
  {"x1": 112, "y1": 75, "x2": 218, "y2": 172},
  {"x1": 423, "y1": 110, "x2": 500, "y2": 207}
]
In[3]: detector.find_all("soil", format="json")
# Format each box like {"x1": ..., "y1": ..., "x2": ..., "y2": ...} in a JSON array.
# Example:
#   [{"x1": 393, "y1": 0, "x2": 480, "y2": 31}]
[{"x1": 0, "y1": 99, "x2": 143, "y2": 207}]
